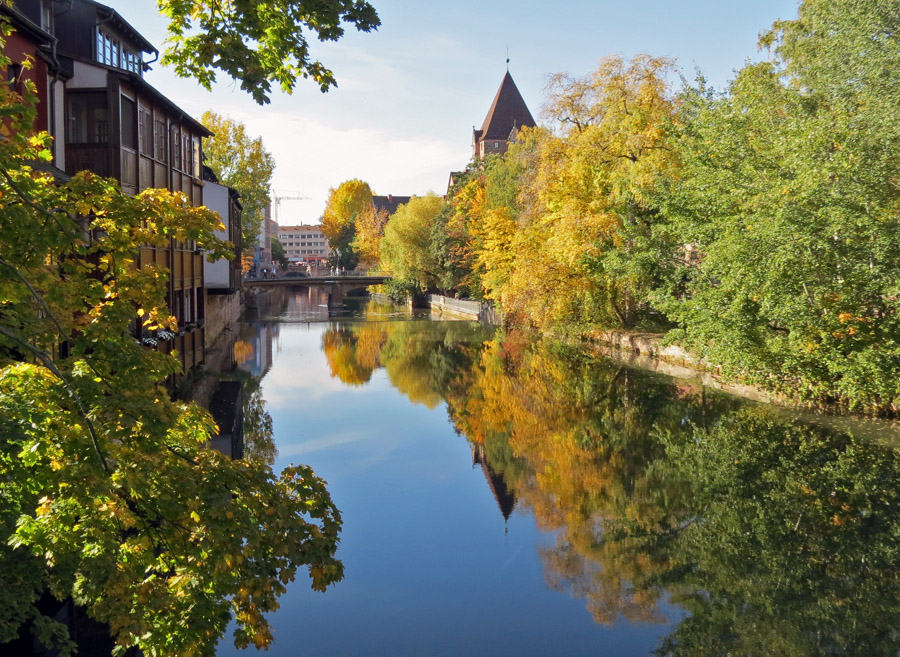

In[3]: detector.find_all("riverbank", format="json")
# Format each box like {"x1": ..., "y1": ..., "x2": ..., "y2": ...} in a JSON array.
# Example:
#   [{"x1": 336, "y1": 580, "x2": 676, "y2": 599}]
[{"x1": 582, "y1": 328, "x2": 900, "y2": 421}]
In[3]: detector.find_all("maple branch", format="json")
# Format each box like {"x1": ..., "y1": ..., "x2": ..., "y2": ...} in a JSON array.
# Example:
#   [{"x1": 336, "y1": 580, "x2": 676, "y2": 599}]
[
  {"x1": 0, "y1": 323, "x2": 112, "y2": 474},
  {"x1": 0, "y1": 167, "x2": 79, "y2": 235}
]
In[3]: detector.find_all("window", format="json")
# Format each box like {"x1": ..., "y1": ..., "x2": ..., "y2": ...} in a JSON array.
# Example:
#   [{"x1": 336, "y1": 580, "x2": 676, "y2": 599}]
[
  {"x1": 154, "y1": 116, "x2": 167, "y2": 162},
  {"x1": 67, "y1": 92, "x2": 108, "y2": 144},
  {"x1": 122, "y1": 50, "x2": 141, "y2": 74},
  {"x1": 7, "y1": 63, "x2": 22, "y2": 93},
  {"x1": 139, "y1": 104, "x2": 153, "y2": 156},
  {"x1": 494, "y1": 141, "x2": 499, "y2": 149},
  {"x1": 96, "y1": 28, "x2": 143, "y2": 77},
  {"x1": 120, "y1": 96, "x2": 136, "y2": 150},
  {"x1": 171, "y1": 126, "x2": 181, "y2": 169},
  {"x1": 181, "y1": 132, "x2": 191, "y2": 173},
  {"x1": 40, "y1": 1, "x2": 52, "y2": 31}
]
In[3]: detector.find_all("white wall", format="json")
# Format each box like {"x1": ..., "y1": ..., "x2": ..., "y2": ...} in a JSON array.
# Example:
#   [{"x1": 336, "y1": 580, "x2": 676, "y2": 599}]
[{"x1": 202, "y1": 180, "x2": 231, "y2": 289}]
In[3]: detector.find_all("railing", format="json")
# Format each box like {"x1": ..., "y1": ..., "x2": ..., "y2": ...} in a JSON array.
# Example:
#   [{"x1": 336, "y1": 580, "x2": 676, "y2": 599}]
[
  {"x1": 244, "y1": 268, "x2": 389, "y2": 281},
  {"x1": 66, "y1": 144, "x2": 110, "y2": 177}
]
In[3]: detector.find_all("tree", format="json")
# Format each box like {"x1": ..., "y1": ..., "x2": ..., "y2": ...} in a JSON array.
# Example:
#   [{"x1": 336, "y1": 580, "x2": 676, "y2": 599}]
[
  {"x1": 200, "y1": 112, "x2": 275, "y2": 252},
  {"x1": 157, "y1": 0, "x2": 381, "y2": 104},
  {"x1": 657, "y1": 0, "x2": 900, "y2": 410},
  {"x1": 379, "y1": 194, "x2": 445, "y2": 292},
  {"x1": 271, "y1": 236, "x2": 288, "y2": 269},
  {"x1": 321, "y1": 179, "x2": 372, "y2": 269},
  {"x1": 0, "y1": 28, "x2": 342, "y2": 656},
  {"x1": 354, "y1": 204, "x2": 389, "y2": 266},
  {"x1": 531, "y1": 54, "x2": 680, "y2": 330}
]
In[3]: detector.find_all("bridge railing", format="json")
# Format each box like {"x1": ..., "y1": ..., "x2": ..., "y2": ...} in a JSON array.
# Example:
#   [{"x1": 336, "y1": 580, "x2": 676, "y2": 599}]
[{"x1": 244, "y1": 268, "x2": 390, "y2": 281}]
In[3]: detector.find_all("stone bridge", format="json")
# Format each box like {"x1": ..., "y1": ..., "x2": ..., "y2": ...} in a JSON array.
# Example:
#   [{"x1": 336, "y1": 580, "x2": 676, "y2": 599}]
[{"x1": 243, "y1": 275, "x2": 390, "y2": 308}]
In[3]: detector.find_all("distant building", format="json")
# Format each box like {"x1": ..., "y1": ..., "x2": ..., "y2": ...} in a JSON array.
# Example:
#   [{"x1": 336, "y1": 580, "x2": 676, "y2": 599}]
[
  {"x1": 447, "y1": 171, "x2": 466, "y2": 195},
  {"x1": 278, "y1": 224, "x2": 330, "y2": 263},
  {"x1": 472, "y1": 71, "x2": 536, "y2": 159},
  {"x1": 372, "y1": 194, "x2": 411, "y2": 217}
]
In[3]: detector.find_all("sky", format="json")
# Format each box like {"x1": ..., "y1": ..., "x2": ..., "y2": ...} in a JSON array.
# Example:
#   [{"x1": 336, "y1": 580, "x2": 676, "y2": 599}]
[{"x1": 121, "y1": 0, "x2": 801, "y2": 225}]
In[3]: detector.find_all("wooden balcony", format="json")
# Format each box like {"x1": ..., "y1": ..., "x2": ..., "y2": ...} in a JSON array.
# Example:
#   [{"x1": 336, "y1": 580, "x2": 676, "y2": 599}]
[{"x1": 66, "y1": 144, "x2": 110, "y2": 178}]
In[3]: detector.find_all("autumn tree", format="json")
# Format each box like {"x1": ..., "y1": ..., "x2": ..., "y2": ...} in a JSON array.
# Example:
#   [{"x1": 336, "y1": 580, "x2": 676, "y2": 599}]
[
  {"x1": 321, "y1": 179, "x2": 373, "y2": 269},
  {"x1": 532, "y1": 54, "x2": 680, "y2": 330},
  {"x1": 353, "y1": 203, "x2": 390, "y2": 266},
  {"x1": 379, "y1": 194, "x2": 445, "y2": 292},
  {"x1": 157, "y1": 0, "x2": 380, "y2": 104},
  {"x1": 200, "y1": 111, "x2": 275, "y2": 252},
  {"x1": 0, "y1": 28, "x2": 342, "y2": 657}
]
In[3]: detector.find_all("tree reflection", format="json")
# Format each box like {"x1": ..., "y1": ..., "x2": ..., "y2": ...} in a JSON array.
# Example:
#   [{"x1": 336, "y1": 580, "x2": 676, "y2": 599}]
[
  {"x1": 321, "y1": 323, "x2": 388, "y2": 386},
  {"x1": 649, "y1": 409, "x2": 900, "y2": 657},
  {"x1": 443, "y1": 334, "x2": 738, "y2": 625},
  {"x1": 241, "y1": 374, "x2": 278, "y2": 465},
  {"x1": 319, "y1": 318, "x2": 900, "y2": 654}
]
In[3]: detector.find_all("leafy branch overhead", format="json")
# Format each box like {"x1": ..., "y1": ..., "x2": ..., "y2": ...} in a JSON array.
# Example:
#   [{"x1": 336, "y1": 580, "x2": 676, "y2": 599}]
[{"x1": 158, "y1": 0, "x2": 381, "y2": 104}]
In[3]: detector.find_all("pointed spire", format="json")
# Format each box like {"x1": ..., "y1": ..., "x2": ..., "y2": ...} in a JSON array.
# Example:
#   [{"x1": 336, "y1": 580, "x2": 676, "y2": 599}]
[{"x1": 478, "y1": 71, "x2": 536, "y2": 142}]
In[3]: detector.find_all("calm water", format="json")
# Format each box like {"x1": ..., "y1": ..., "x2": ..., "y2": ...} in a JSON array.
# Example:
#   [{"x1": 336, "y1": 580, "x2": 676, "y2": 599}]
[{"x1": 217, "y1": 291, "x2": 900, "y2": 657}]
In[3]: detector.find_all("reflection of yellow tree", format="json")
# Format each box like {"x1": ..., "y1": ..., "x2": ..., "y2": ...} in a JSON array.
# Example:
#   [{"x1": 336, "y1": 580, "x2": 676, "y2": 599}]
[
  {"x1": 447, "y1": 335, "x2": 718, "y2": 625},
  {"x1": 233, "y1": 339, "x2": 255, "y2": 365},
  {"x1": 321, "y1": 323, "x2": 388, "y2": 386},
  {"x1": 379, "y1": 321, "x2": 492, "y2": 410}
]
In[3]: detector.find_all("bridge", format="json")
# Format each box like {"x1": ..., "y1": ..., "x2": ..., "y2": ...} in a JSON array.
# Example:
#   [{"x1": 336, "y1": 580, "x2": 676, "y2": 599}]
[{"x1": 243, "y1": 274, "x2": 391, "y2": 308}]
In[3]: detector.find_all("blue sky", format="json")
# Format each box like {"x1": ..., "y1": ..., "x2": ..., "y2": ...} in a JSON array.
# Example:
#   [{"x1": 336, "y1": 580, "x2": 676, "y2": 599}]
[{"x1": 123, "y1": 0, "x2": 800, "y2": 224}]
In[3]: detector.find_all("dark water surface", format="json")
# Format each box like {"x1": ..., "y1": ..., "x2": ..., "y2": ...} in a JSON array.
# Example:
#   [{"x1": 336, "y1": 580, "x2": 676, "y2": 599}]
[{"x1": 218, "y1": 292, "x2": 900, "y2": 657}]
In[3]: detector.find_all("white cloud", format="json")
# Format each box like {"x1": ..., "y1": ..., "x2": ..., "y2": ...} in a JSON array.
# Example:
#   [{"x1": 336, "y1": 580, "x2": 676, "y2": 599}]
[{"x1": 235, "y1": 112, "x2": 460, "y2": 224}]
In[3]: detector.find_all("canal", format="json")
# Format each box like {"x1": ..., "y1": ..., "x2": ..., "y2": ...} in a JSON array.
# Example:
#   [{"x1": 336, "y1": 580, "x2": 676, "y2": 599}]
[{"x1": 216, "y1": 289, "x2": 900, "y2": 657}]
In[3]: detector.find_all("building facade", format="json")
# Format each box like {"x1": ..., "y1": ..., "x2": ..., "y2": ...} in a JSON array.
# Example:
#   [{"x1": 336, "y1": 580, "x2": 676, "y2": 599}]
[
  {"x1": 1, "y1": 1, "x2": 68, "y2": 168},
  {"x1": 11, "y1": 0, "x2": 213, "y2": 373},
  {"x1": 278, "y1": 224, "x2": 330, "y2": 263}
]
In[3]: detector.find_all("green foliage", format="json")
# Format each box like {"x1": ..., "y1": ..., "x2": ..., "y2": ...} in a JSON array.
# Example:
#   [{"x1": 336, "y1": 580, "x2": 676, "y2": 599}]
[
  {"x1": 0, "y1": 31, "x2": 342, "y2": 655},
  {"x1": 651, "y1": 409, "x2": 900, "y2": 656},
  {"x1": 157, "y1": 0, "x2": 381, "y2": 104},
  {"x1": 200, "y1": 112, "x2": 275, "y2": 251},
  {"x1": 271, "y1": 236, "x2": 288, "y2": 269},
  {"x1": 656, "y1": 0, "x2": 900, "y2": 411},
  {"x1": 379, "y1": 194, "x2": 445, "y2": 292},
  {"x1": 382, "y1": 276, "x2": 419, "y2": 304}
]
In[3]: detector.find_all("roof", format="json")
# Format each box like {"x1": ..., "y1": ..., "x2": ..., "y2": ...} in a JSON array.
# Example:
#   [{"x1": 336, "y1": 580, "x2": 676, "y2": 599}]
[
  {"x1": 117, "y1": 70, "x2": 211, "y2": 137},
  {"x1": 279, "y1": 224, "x2": 323, "y2": 232},
  {"x1": 0, "y1": 4, "x2": 53, "y2": 47},
  {"x1": 372, "y1": 194, "x2": 411, "y2": 216},
  {"x1": 84, "y1": 0, "x2": 157, "y2": 54},
  {"x1": 28, "y1": 160, "x2": 72, "y2": 184},
  {"x1": 476, "y1": 71, "x2": 536, "y2": 142}
]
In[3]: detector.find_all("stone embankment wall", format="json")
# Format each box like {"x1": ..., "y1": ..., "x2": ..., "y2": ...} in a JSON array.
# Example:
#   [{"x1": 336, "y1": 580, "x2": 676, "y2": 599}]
[
  {"x1": 205, "y1": 292, "x2": 241, "y2": 349},
  {"x1": 426, "y1": 295, "x2": 500, "y2": 324},
  {"x1": 587, "y1": 330, "x2": 779, "y2": 405},
  {"x1": 241, "y1": 285, "x2": 282, "y2": 313}
]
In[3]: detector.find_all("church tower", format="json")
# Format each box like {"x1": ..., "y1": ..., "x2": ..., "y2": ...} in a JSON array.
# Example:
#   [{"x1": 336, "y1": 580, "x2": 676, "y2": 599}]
[{"x1": 472, "y1": 71, "x2": 536, "y2": 159}]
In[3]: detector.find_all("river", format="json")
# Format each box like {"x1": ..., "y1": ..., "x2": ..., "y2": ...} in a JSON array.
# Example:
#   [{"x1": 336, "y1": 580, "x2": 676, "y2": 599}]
[{"x1": 214, "y1": 289, "x2": 900, "y2": 657}]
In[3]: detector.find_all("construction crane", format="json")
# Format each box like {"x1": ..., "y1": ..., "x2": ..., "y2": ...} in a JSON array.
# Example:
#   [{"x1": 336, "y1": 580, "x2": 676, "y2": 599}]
[{"x1": 272, "y1": 191, "x2": 311, "y2": 224}]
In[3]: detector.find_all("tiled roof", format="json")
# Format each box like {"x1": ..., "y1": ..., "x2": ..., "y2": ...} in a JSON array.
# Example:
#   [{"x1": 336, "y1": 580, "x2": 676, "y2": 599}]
[
  {"x1": 372, "y1": 195, "x2": 412, "y2": 216},
  {"x1": 477, "y1": 71, "x2": 536, "y2": 142}
]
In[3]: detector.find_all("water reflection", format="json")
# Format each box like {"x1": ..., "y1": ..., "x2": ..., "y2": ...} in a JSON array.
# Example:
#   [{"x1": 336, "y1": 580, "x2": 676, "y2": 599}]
[{"x1": 308, "y1": 317, "x2": 900, "y2": 655}]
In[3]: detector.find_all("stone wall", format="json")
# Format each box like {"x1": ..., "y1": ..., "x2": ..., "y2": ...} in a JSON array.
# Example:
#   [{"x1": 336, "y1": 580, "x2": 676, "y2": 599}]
[{"x1": 205, "y1": 292, "x2": 241, "y2": 350}]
